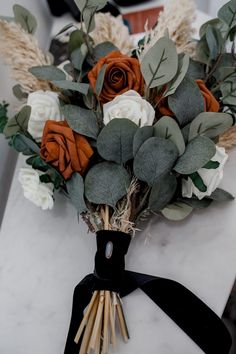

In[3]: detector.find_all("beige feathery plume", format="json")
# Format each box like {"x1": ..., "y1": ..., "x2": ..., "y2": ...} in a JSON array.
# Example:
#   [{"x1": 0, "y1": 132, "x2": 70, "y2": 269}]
[
  {"x1": 90, "y1": 13, "x2": 134, "y2": 55},
  {"x1": 0, "y1": 20, "x2": 53, "y2": 94},
  {"x1": 219, "y1": 126, "x2": 236, "y2": 151},
  {"x1": 141, "y1": 0, "x2": 196, "y2": 59}
]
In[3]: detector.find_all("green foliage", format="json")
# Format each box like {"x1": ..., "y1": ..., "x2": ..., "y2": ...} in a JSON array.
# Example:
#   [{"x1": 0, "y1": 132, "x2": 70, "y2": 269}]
[
  {"x1": 174, "y1": 136, "x2": 216, "y2": 175},
  {"x1": 66, "y1": 173, "x2": 87, "y2": 213},
  {"x1": 74, "y1": 0, "x2": 107, "y2": 33},
  {"x1": 74, "y1": 0, "x2": 107, "y2": 12},
  {"x1": 68, "y1": 29, "x2": 84, "y2": 54},
  {"x1": 204, "y1": 161, "x2": 220, "y2": 169},
  {"x1": 189, "y1": 172, "x2": 207, "y2": 192},
  {"x1": 26, "y1": 155, "x2": 49, "y2": 172},
  {"x1": 13, "y1": 4, "x2": 37, "y2": 34},
  {"x1": 154, "y1": 116, "x2": 185, "y2": 156},
  {"x1": 95, "y1": 64, "x2": 107, "y2": 95},
  {"x1": 29, "y1": 66, "x2": 66, "y2": 81},
  {"x1": 84, "y1": 162, "x2": 130, "y2": 207},
  {"x1": 92, "y1": 42, "x2": 118, "y2": 63},
  {"x1": 52, "y1": 80, "x2": 89, "y2": 95},
  {"x1": 218, "y1": 0, "x2": 236, "y2": 30},
  {"x1": 11, "y1": 134, "x2": 40, "y2": 155},
  {"x1": 133, "y1": 126, "x2": 154, "y2": 156},
  {"x1": 208, "y1": 188, "x2": 234, "y2": 201},
  {"x1": 188, "y1": 112, "x2": 234, "y2": 140},
  {"x1": 163, "y1": 54, "x2": 190, "y2": 97},
  {"x1": 0, "y1": 102, "x2": 9, "y2": 134},
  {"x1": 220, "y1": 72, "x2": 236, "y2": 105},
  {"x1": 133, "y1": 137, "x2": 178, "y2": 186},
  {"x1": 3, "y1": 105, "x2": 31, "y2": 138},
  {"x1": 61, "y1": 104, "x2": 99, "y2": 139},
  {"x1": 149, "y1": 174, "x2": 177, "y2": 212},
  {"x1": 97, "y1": 119, "x2": 138, "y2": 164},
  {"x1": 12, "y1": 84, "x2": 28, "y2": 100},
  {"x1": 168, "y1": 77, "x2": 205, "y2": 127},
  {"x1": 71, "y1": 45, "x2": 88, "y2": 71},
  {"x1": 141, "y1": 37, "x2": 178, "y2": 89},
  {"x1": 178, "y1": 197, "x2": 212, "y2": 209},
  {"x1": 205, "y1": 25, "x2": 224, "y2": 60},
  {"x1": 161, "y1": 202, "x2": 193, "y2": 221},
  {"x1": 187, "y1": 59, "x2": 205, "y2": 80}
]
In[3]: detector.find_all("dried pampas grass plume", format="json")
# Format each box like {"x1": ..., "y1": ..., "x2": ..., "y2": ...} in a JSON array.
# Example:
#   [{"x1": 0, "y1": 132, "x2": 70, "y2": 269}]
[
  {"x1": 0, "y1": 20, "x2": 52, "y2": 93},
  {"x1": 141, "y1": 0, "x2": 196, "y2": 59},
  {"x1": 90, "y1": 13, "x2": 134, "y2": 55},
  {"x1": 219, "y1": 126, "x2": 236, "y2": 151}
]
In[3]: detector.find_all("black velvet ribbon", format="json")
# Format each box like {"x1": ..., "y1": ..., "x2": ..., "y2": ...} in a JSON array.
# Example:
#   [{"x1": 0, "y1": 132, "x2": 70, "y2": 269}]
[{"x1": 64, "y1": 230, "x2": 232, "y2": 354}]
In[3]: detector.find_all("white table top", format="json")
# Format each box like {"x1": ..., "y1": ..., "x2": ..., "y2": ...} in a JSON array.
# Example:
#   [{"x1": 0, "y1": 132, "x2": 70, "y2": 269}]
[{"x1": 1, "y1": 10, "x2": 236, "y2": 354}]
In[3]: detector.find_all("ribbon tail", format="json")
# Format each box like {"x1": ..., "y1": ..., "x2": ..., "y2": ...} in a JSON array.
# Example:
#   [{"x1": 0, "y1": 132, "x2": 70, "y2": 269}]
[
  {"x1": 126, "y1": 271, "x2": 232, "y2": 354},
  {"x1": 64, "y1": 274, "x2": 96, "y2": 354}
]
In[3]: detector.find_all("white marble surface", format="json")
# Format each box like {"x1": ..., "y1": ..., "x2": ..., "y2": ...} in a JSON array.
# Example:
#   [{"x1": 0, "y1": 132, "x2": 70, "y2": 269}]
[{"x1": 1, "y1": 9, "x2": 236, "y2": 354}]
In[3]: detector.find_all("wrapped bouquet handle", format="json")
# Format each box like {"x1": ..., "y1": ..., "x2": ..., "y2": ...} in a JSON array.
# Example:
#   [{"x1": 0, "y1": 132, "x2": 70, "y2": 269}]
[{"x1": 65, "y1": 231, "x2": 232, "y2": 354}]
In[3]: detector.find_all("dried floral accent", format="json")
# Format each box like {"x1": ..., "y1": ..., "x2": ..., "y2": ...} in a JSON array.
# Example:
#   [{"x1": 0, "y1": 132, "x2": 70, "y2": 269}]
[
  {"x1": 140, "y1": 0, "x2": 196, "y2": 59},
  {"x1": 0, "y1": 20, "x2": 52, "y2": 93},
  {"x1": 90, "y1": 13, "x2": 134, "y2": 55},
  {"x1": 219, "y1": 126, "x2": 236, "y2": 150}
]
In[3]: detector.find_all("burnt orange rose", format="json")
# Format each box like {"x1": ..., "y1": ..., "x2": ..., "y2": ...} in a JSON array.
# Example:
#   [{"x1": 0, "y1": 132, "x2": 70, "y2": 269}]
[
  {"x1": 158, "y1": 80, "x2": 220, "y2": 116},
  {"x1": 88, "y1": 51, "x2": 144, "y2": 103},
  {"x1": 40, "y1": 121, "x2": 93, "y2": 180}
]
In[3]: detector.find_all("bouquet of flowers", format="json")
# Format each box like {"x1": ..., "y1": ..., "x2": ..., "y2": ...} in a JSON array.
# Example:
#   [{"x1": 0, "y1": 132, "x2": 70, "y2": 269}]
[{"x1": 0, "y1": 0, "x2": 236, "y2": 353}]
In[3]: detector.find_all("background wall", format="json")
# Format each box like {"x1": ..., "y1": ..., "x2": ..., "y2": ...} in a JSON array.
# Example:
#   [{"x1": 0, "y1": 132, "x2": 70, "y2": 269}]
[{"x1": 0, "y1": 0, "x2": 52, "y2": 225}]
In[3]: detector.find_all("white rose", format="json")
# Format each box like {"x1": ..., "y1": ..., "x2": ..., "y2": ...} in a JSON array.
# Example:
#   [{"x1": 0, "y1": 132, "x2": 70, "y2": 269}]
[
  {"x1": 182, "y1": 146, "x2": 228, "y2": 200},
  {"x1": 18, "y1": 168, "x2": 54, "y2": 210},
  {"x1": 27, "y1": 90, "x2": 63, "y2": 141},
  {"x1": 103, "y1": 90, "x2": 155, "y2": 126}
]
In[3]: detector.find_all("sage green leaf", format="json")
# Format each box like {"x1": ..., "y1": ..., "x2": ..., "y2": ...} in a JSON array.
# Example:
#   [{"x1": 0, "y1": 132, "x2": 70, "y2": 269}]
[
  {"x1": 218, "y1": 0, "x2": 236, "y2": 29},
  {"x1": 66, "y1": 173, "x2": 87, "y2": 213},
  {"x1": 12, "y1": 134, "x2": 40, "y2": 155},
  {"x1": 93, "y1": 42, "x2": 118, "y2": 63},
  {"x1": 220, "y1": 73, "x2": 236, "y2": 105},
  {"x1": 133, "y1": 126, "x2": 154, "y2": 155},
  {"x1": 74, "y1": 0, "x2": 107, "y2": 12},
  {"x1": 149, "y1": 174, "x2": 177, "y2": 212},
  {"x1": 161, "y1": 202, "x2": 193, "y2": 221},
  {"x1": 97, "y1": 119, "x2": 138, "y2": 164},
  {"x1": 0, "y1": 102, "x2": 9, "y2": 134},
  {"x1": 52, "y1": 80, "x2": 89, "y2": 95},
  {"x1": 174, "y1": 136, "x2": 216, "y2": 175},
  {"x1": 215, "y1": 66, "x2": 236, "y2": 81},
  {"x1": 61, "y1": 104, "x2": 99, "y2": 139},
  {"x1": 168, "y1": 77, "x2": 205, "y2": 127},
  {"x1": 71, "y1": 44, "x2": 88, "y2": 71},
  {"x1": 189, "y1": 172, "x2": 207, "y2": 192},
  {"x1": 141, "y1": 37, "x2": 178, "y2": 88},
  {"x1": 133, "y1": 137, "x2": 178, "y2": 186},
  {"x1": 84, "y1": 162, "x2": 130, "y2": 207},
  {"x1": 200, "y1": 18, "x2": 228, "y2": 38},
  {"x1": 163, "y1": 54, "x2": 190, "y2": 97},
  {"x1": 208, "y1": 188, "x2": 234, "y2": 201},
  {"x1": 29, "y1": 66, "x2": 66, "y2": 81},
  {"x1": 154, "y1": 116, "x2": 185, "y2": 156},
  {"x1": 204, "y1": 161, "x2": 220, "y2": 169},
  {"x1": 178, "y1": 197, "x2": 212, "y2": 209},
  {"x1": 206, "y1": 25, "x2": 224, "y2": 60},
  {"x1": 187, "y1": 59, "x2": 205, "y2": 80},
  {"x1": 196, "y1": 35, "x2": 210, "y2": 65},
  {"x1": 39, "y1": 174, "x2": 52, "y2": 184},
  {"x1": 96, "y1": 64, "x2": 107, "y2": 96},
  {"x1": 13, "y1": 4, "x2": 37, "y2": 34},
  {"x1": 3, "y1": 105, "x2": 31, "y2": 138},
  {"x1": 26, "y1": 155, "x2": 49, "y2": 172},
  {"x1": 12, "y1": 84, "x2": 28, "y2": 100},
  {"x1": 83, "y1": 7, "x2": 96, "y2": 33},
  {"x1": 68, "y1": 29, "x2": 84, "y2": 54},
  {"x1": 189, "y1": 112, "x2": 234, "y2": 140}
]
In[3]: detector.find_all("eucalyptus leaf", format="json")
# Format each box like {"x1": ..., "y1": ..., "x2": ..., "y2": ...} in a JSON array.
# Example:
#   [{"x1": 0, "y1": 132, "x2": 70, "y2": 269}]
[
  {"x1": 96, "y1": 64, "x2": 107, "y2": 96},
  {"x1": 68, "y1": 29, "x2": 84, "y2": 54},
  {"x1": 221, "y1": 73, "x2": 236, "y2": 105},
  {"x1": 26, "y1": 155, "x2": 49, "y2": 172},
  {"x1": 97, "y1": 119, "x2": 138, "y2": 164},
  {"x1": 149, "y1": 174, "x2": 177, "y2": 212},
  {"x1": 174, "y1": 136, "x2": 216, "y2": 175},
  {"x1": 85, "y1": 162, "x2": 130, "y2": 207},
  {"x1": 92, "y1": 42, "x2": 118, "y2": 63},
  {"x1": 200, "y1": 18, "x2": 228, "y2": 38},
  {"x1": 12, "y1": 84, "x2": 28, "y2": 100},
  {"x1": 61, "y1": 104, "x2": 99, "y2": 139},
  {"x1": 215, "y1": 66, "x2": 236, "y2": 81},
  {"x1": 168, "y1": 77, "x2": 205, "y2": 127},
  {"x1": 189, "y1": 172, "x2": 207, "y2": 192},
  {"x1": 3, "y1": 105, "x2": 31, "y2": 138},
  {"x1": 189, "y1": 112, "x2": 234, "y2": 140},
  {"x1": 208, "y1": 188, "x2": 234, "y2": 201},
  {"x1": 187, "y1": 59, "x2": 205, "y2": 80},
  {"x1": 133, "y1": 137, "x2": 178, "y2": 186},
  {"x1": 52, "y1": 80, "x2": 89, "y2": 95},
  {"x1": 74, "y1": 0, "x2": 107, "y2": 12},
  {"x1": 154, "y1": 116, "x2": 185, "y2": 156},
  {"x1": 196, "y1": 35, "x2": 210, "y2": 65},
  {"x1": 29, "y1": 66, "x2": 66, "y2": 81},
  {"x1": 204, "y1": 160, "x2": 220, "y2": 169},
  {"x1": 66, "y1": 173, "x2": 87, "y2": 213},
  {"x1": 13, "y1": 4, "x2": 37, "y2": 34},
  {"x1": 71, "y1": 45, "x2": 88, "y2": 71},
  {"x1": 206, "y1": 25, "x2": 223, "y2": 60},
  {"x1": 83, "y1": 7, "x2": 96, "y2": 33},
  {"x1": 178, "y1": 197, "x2": 212, "y2": 209},
  {"x1": 163, "y1": 54, "x2": 190, "y2": 97},
  {"x1": 161, "y1": 202, "x2": 193, "y2": 221},
  {"x1": 133, "y1": 126, "x2": 154, "y2": 155},
  {"x1": 0, "y1": 102, "x2": 8, "y2": 134},
  {"x1": 218, "y1": 0, "x2": 236, "y2": 30},
  {"x1": 141, "y1": 37, "x2": 178, "y2": 88},
  {"x1": 12, "y1": 134, "x2": 40, "y2": 155}
]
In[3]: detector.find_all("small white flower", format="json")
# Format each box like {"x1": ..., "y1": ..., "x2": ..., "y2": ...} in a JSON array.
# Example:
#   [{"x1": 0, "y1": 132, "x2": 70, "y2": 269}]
[
  {"x1": 27, "y1": 90, "x2": 63, "y2": 142},
  {"x1": 103, "y1": 90, "x2": 155, "y2": 127},
  {"x1": 18, "y1": 168, "x2": 54, "y2": 210},
  {"x1": 182, "y1": 146, "x2": 228, "y2": 200}
]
